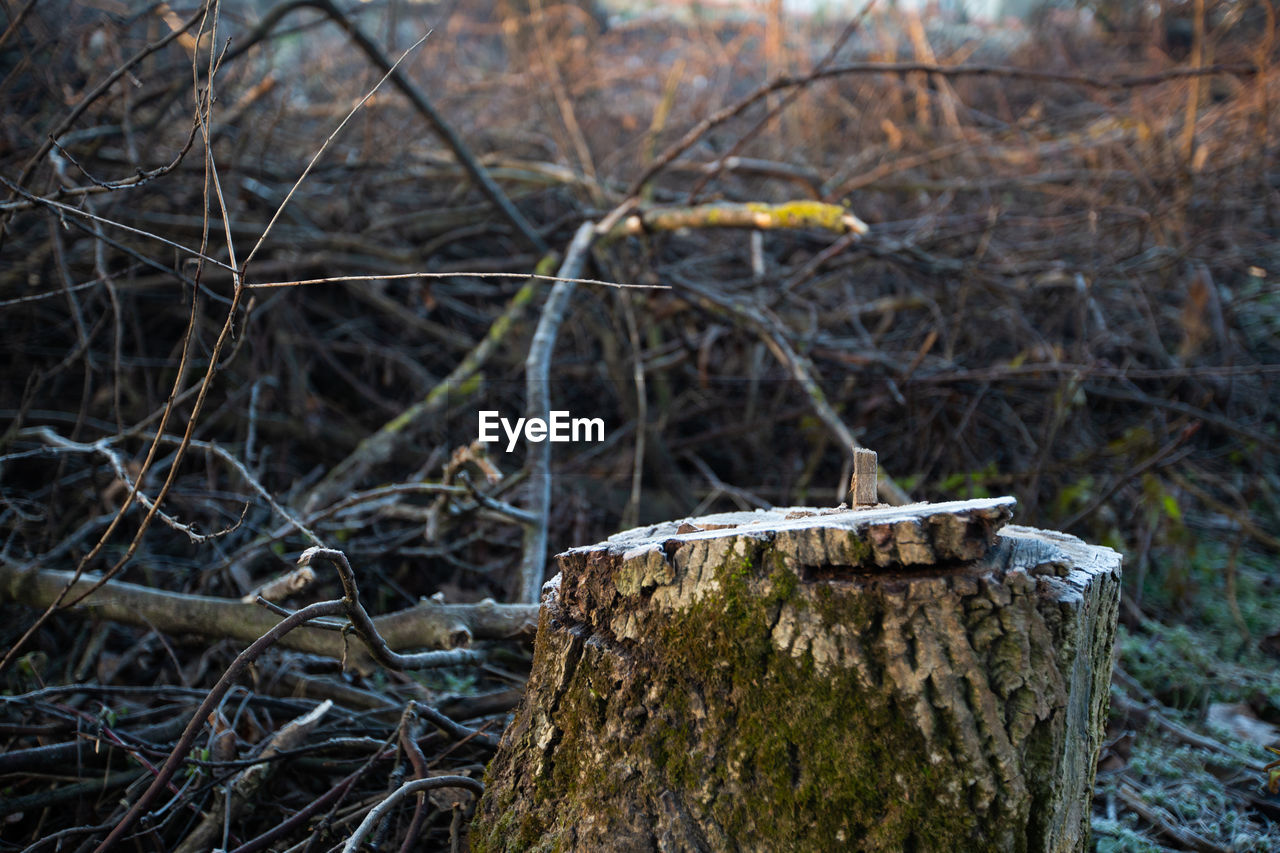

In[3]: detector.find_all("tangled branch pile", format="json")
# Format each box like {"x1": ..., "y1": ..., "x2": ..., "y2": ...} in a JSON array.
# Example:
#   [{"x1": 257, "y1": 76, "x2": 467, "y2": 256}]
[{"x1": 1, "y1": 0, "x2": 1277, "y2": 849}]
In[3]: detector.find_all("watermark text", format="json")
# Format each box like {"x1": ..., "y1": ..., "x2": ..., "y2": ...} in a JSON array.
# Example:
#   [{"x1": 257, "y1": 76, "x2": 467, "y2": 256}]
[{"x1": 477, "y1": 410, "x2": 605, "y2": 452}]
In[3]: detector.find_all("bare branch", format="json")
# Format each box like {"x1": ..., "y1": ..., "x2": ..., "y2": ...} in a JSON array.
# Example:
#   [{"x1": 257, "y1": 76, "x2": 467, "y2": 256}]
[{"x1": 520, "y1": 222, "x2": 597, "y2": 604}]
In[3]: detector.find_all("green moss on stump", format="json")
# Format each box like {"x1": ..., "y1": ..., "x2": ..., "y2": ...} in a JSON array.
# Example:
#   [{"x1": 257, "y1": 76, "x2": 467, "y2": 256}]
[
  {"x1": 473, "y1": 519, "x2": 1119, "y2": 853},
  {"x1": 478, "y1": 543, "x2": 973, "y2": 850}
]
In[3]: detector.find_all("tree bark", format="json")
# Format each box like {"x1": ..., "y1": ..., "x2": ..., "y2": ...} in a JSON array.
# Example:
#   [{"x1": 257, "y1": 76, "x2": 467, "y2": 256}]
[{"x1": 472, "y1": 498, "x2": 1121, "y2": 852}]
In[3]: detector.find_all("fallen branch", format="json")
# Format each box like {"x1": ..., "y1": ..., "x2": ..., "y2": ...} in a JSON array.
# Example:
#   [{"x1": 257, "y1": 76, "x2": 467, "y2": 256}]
[
  {"x1": 0, "y1": 563, "x2": 538, "y2": 671},
  {"x1": 0, "y1": 768, "x2": 145, "y2": 822},
  {"x1": 1114, "y1": 781, "x2": 1234, "y2": 853},
  {"x1": 1109, "y1": 679, "x2": 1266, "y2": 773}
]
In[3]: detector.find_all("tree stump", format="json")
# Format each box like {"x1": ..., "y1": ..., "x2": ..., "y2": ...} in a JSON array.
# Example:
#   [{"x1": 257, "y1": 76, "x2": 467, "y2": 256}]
[{"x1": 472, "y1": 498, "x2": 1122, "y2": 852}]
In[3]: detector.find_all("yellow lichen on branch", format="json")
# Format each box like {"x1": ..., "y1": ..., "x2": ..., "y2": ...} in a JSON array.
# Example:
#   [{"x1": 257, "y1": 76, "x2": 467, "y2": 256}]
[{"x1": 608, "y1": 200, "x2": 868, "y2": 240}]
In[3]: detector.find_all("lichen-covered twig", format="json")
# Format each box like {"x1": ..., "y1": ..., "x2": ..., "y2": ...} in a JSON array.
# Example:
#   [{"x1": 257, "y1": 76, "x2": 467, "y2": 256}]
[{"x1": 604, "y1": 200, "x2": 867, "y2": 241}]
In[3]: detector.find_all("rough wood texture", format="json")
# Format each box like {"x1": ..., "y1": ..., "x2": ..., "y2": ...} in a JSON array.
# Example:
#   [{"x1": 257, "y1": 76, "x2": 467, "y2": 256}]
[
  {"x1": 850, "y1": 448, "x2": 878, "y2": 506},
  {"x1": 472, "y1": 499, "x2": 1121, "y2": 852}
]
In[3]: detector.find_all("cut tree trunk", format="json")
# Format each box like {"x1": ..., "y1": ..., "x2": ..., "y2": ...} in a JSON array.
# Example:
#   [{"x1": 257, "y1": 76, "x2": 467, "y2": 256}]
[{"x1": 472, "y1": 498, "x2": 1121, "y2": 852}]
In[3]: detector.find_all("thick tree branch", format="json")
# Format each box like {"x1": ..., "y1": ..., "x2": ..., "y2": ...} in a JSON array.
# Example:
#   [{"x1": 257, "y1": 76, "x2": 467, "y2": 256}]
[{"x1": 0, "y1": 563, "x2": 538, "y2": 671}]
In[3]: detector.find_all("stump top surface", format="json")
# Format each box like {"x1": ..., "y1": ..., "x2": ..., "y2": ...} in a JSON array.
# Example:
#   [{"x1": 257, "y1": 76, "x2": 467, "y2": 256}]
[
  {"x1": 604, "y1": 496, "x2": 1014, "y2": 545},
  {"x1": 561, "y1": 496, "x2": 1018, "y2": 574}
]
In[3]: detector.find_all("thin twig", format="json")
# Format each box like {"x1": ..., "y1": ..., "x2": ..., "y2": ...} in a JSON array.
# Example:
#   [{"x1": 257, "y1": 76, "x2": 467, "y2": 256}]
[
  {"x1": 88, "y1": 543, "x2": 490, "y2": 852},
  {"x1": 1, "y1": 2, "x2": 211, "y2": 229},
  {"x1": 244, "y1": 270, "x2": 665, "y2": 290},
  {"x1": 298, "y1": 547, "x2": 487, "y2": 670},
  {"x1": 670, "y1": 274, "x2": 911, "y2": 505},
  {"x1": 242, "y1": 31, "x2": 430, "y2": 273},
  {"x1": 302, "y1": 257, "x2": 566, "y2": 513},
  {"x1": 618, "y1": 288, "x2": 648, "y2": 530},
  {"x1": 1114, "y1": 781, "x2": 1234, "y2": 853},
  {"x1": 27, "y1": 427, "x2": 238, "y2": 543},
  {"x1": 0, "y1": 176, "x2": 237, "y2": 272},
  {"x1": 228, "y1": 0, "x2": 549, "y2": 254},
  {"x1": 92, "y1": 599, "x2": 347, "y2": 852},
  {"x1": 56, "y1": 0, "x2": 248, "y2": 610}
]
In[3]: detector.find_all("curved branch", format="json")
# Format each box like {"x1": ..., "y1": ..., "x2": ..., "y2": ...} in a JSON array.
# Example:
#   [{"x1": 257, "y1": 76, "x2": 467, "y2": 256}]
[{"x1": 342, "y1": 775, "x2": 484, "y2": 853}]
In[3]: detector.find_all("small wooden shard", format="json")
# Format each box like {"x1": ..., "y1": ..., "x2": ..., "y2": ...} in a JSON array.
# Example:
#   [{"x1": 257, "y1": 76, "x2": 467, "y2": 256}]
[{"x1": 850, "y1": 447, "x2": 878, "y2": 507}]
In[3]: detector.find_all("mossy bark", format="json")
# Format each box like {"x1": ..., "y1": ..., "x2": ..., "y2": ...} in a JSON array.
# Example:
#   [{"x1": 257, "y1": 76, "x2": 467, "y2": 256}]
[{"x1": 472, "y1": 499, "x2": 1121, "y2": 852}]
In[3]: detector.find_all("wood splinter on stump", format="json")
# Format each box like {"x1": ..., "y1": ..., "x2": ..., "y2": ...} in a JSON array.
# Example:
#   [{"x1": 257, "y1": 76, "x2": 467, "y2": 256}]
[
  {"x1": 850, "y1": 446, "x2": 878, "y2": 506},
  {"x1": 473, "y1": 490, "x2": 1122, "y2": 852}
]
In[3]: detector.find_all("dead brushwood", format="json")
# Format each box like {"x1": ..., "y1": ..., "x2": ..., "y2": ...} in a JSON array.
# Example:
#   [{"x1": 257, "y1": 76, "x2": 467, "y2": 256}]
[{"x1": 1, "y1": 0, "x2": 1278, "y2": 849}]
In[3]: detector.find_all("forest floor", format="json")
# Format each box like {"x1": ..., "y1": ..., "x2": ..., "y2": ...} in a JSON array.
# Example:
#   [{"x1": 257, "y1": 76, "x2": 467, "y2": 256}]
[{"x1": 1, "y1": 0, "x2": 1278, "y2": 850}]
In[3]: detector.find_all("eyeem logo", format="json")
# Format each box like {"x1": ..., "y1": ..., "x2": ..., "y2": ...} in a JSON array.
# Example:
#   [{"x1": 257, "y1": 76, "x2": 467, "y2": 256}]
[{"x1": 477, "y1": 410, "x2": 605, "y2": 452}]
